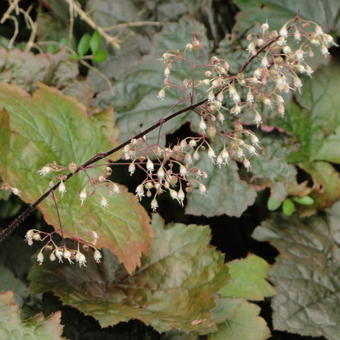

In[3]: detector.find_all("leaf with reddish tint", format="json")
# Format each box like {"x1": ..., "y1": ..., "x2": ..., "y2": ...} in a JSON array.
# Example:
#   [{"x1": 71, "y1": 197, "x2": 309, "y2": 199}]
[
  {"x1": 0, "y1": 83, "x2": 151, "y2": 273},
  {"x1": 29, "y1": 215, "x2": 229, "y2": 333},
  {"x1": 0, "y1": 291, "x2": 67, "y2": 340}
]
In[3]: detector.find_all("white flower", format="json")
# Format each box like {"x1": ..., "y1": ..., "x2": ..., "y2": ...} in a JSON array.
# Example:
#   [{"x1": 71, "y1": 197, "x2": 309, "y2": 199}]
[
  {"x1": 315, "y1": 25, "x2": 323, "y2": 36},
  {"x1": 128, "y1": 162, "x2": 136, "y2": 176},
  {"x1": 135, "y1": 184, "x2": 144, "y2": 199},
  {"x1": 169, "y1": 189, "x2": 178, "y2": 200},
  {"x1": 295, "y1": 49, "x2": 304, "y2": 61},
  {"x1": 261, "y1": 56, "x2": 269, "y2": 67},
  {"x1": 146, "y1": 157, "x2": 154, "y2": 172},
  {"x1": 38, "y1": 166, "x2": 52, "y2": 176},
  {"x1": 37, "y1": 252, "x2": 44, "y2": 265},
  {"x1": 94, "y1": 249, "x2": 102, "y2": 263},
  {"x1": 243, "y1": 158, "x2": 251, "y2": 170},
  {"x1": 75, "y1": 251, "x2": 87, "y2": 267},
  {"x1": 208, "y1": 147, "x2": 216, "y2": 160},
  {"x1": 11, "y1": 187, "x2": 20, "y2": 195},
  {"x1": 177, "y1": 188, "x2": 185, "y2": 206},
  {"x1": 100, "y1": 196, "x2": 108, "y2": 208},
  {"x1": 157, "y1": 166, "x2": 165, "y2": 179},
  {"x1": 199, "y1": 117, "x2": 207, "y2": 131},
  {"x1": 294, "y1": 29, "x2": 301, "y2": 41},
  {"x1": 279, "y1": 25, "x2": 288, "y2": 38},
  {"x1": 79, "y1": 189, "x2": 87, "y2": 206},
  {"x1": 151, "y1": 198, "x2": 158, "y2": 212},
  {"x1": 59, "y1": 181, "x2": 66, "y2": 195},
  {"x1": 63, "y1": 249, "x2": 73, "y2": 264},
  {"x1": 55, "y1": 248, "x2": 63, "y2": 262},
  {"x1": 179, "y1": 164, "x2": 187, "y2": 178},
  {"x1": 254, "y1": 111, "x2": 262, "y2": 126},
  {"x1": 49, "y1": 252, "x2": 56, "y2": 262},
  {"x1": 199, "y1": 183, "x2": 207, "y2": 194},
  {"x1": 321, "y1": 45, "x2": 329, "y2": 56},
  {"x1": 157, "y1": 88, "x2": 165, "y2": 99},
  {"x1": 261, "y1": 22, "x2": 269, "y2": 32},
  {"x1": 113, "y1": 183, "x2": 120, "y2": 194},
  {"x1": 246, "y1": 90, "x2": 254, "y2": 103},
  {"x1": 208, "y1": 91, "x2": 215, "y2": 101}
]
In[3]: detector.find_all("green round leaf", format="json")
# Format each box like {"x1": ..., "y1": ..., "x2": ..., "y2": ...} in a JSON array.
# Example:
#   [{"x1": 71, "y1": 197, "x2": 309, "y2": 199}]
[
  {"x1": 77, "y1": 33, "x2": 91, "y2": 56},
  {"x1": 90, "y1": 31, "x2": 102, "y2": 54},
  {"x1": 282, "y1": 199, "x2": 295, "y2": 216},
  {"x1": 267, "y1": 197, "x2": 282, "y2": 211},
  {"x1": 92, "y1": 49, "x2": 108, "y2": 63},
  {"x1": 292, "y1": 196, "x2": 315, "y2": 206}
]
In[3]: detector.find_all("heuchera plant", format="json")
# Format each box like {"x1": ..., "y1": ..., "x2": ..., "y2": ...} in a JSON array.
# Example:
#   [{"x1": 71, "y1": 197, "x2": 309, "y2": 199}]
[{"x1": 0, "y1": 16, "x2": 336, "y2": 269}]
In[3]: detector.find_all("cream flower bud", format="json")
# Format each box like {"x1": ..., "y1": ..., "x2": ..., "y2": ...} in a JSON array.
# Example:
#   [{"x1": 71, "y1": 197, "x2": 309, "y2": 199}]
[
  {"x1": 63, "y1": 249, "x2": 73, "y2": 264},
  {"x1": 243, "y1": 158, "x2": 251, "y2": 170},
  {"x1": 294, "y1": 29, "x2": 301, "y2": 41},
  {"x1": 128, "y1": 162, "x2": 136, "y2": 176},
  {"x1": 261, "y1": 22, "x2": 269, "y2": 32},
  {"x1": 164, "y1": 66, "x2": 170, "y2": 77},
  {"x1": 59, "y1": 181, "x2": 66, "y2": 195},
  {"x1": 180, "y1": 164, "x2": 187, "y2": 177},
  {"x1": 11, "y1": 187, "x2": 20, "y2": 195},
  {"x1": 254, "y1": 111, "x2": 262, "y2": 126},
  {"x1": 208, "y1": 147, "x2": 216, "y2": 160},
  {"x1": 279, "y1": 25, "x2": 288, "y2": 38},
  {"x1": 38, "y1": 166, "x2": 52, "y2": 176},
  {"x1": 37, "y1": 252, "x2": 44, "y2": 264},
  {"x1": 283, "y1": 46, "x2": 291, "y2": 54},
  {"x1": 217, "y1": 92, "x2": 224, "y2": 102},
  {"x1": 169, "y1": 189, "x2": 178, "y2": 200},
  {"x1": 55, "y1": 248, "x2": 63, "y2": 262},
  {"x1": 315, "y1": 25, "x2": 323, "y2": 36},
  {"x1": 49, "y1": 252, "x2": 56, "y2": 262},
  {"x1": 246, "y1": 89, "x2": 254, "y2": 103},
  {"x1": 136, "y1": 184, "x2": 144, "y2": 199},
  {"x1": 199, "y1": 183, "x2": 207, "y2": 194},
  {"x1": 94, "y1": 249, "x2": 102, "y2": 263},
  {"x1": 208, "y1": 91, "x2": 215, "y2": 101},
  {"x1": 146, "y1": 157, "x2": 154, "y2": 172},
  {"x1": 321, "y1": 45, "x2": 329, "y2": 56},
  {"x1": 79, "y1": 189, "x2": 87, "y2": 205},
  {"x1": 199, "y1": 117, "x2": 207, "y2": 131},
  {"x1": 261, "y1": 56, "x2": 269, "y2": 67},
  {"x1": 158, "y1": 88, "x2": 165, "y2": 99},
  {"x1": 100, "y1": 196, "x2": 108, "y2": 208},
  {"x1": 295, "y1": 49, "x2": 304, "y2": 61},
  {"x1": 157, "y1": 166, "x2": 165, "y2": 179},
  {"x1": 177, "y1": 188, "x2": 185, "y2": 205},
  {"x1": 151, "y1": 198, "x2": 158, "y2": 212},
  {"x1": 75, "y1": 251, "x2": 86, "y2": 267}
]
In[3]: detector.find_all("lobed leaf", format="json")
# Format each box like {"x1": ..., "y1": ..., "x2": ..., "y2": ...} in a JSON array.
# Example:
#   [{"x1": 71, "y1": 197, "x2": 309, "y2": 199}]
[
  {"x1": 253, "y1": 203, "x2": 340, "y2": 339},
  {"x1": 29, "y1": 215, "x2": 229, "y2": 333},
  {"x1": 0, "y1": 83, "x2": 152, "y2": 273},
  {"x1": 0, "y1": 291, "x2": 67, "y2": 340},
  {"x1": 219, "y1": 254, "x2": 275, "y2": 301}
]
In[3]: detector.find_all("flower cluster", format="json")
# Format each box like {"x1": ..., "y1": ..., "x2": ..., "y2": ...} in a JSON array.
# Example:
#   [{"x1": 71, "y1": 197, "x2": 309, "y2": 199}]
[{"x1": 25, "y1": 229, "x2": 102, "y2": 267}]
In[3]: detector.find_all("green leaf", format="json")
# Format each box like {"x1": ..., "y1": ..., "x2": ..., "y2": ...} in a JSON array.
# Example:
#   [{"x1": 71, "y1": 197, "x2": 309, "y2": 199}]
[
  {"x1": 113, "y1": 17, "x2": 208, "y2": 144},
  {"x1": 233, "y1": 0, "x2": 340, "y2": 34},
  {"x1": 219, "y1": 255, "x2": 275, "y2": 300},
  {"x1": 186, "y1": 154, "x2": 256, "y2": 217},
  {"x1": 0, "y1": 266, "x2": 28, "y2": 307},
  {"x1": 252, "y1": 204, "x2": 340, "y2": 340},
  {"x1": 292, "y1": 195, "x2": 314, "y2": 206},
  {"x1": 90, "y1": 31, "x2": 102, "y2": 54},
  {"x1": 0, "y1": 83, "x2": 151, "y2": 274},
  {"x1": 208, "y1": 298, "x2": 271, "y2": 340},
  {"x1": 0, "y1": 291, "x2": 67, "y2": 340},
  {"x1": 267, "y1": 197, "x2": 282, "y2": 211},
  {"x1": 77, "y1": 33, "x2": 91, "y2": 56},
  {"x1": 282, "y1": 199, "x2": 295, "y2": 216},
  {"x1": 92, "y1": 49, "x2": 108, "y2": 63},
  {"x1": 29, "y1": 215, "x2": 229, "y2": 333},
  {"x1": 282, "y1": 63, "x2": 340, "y2": 164}
]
